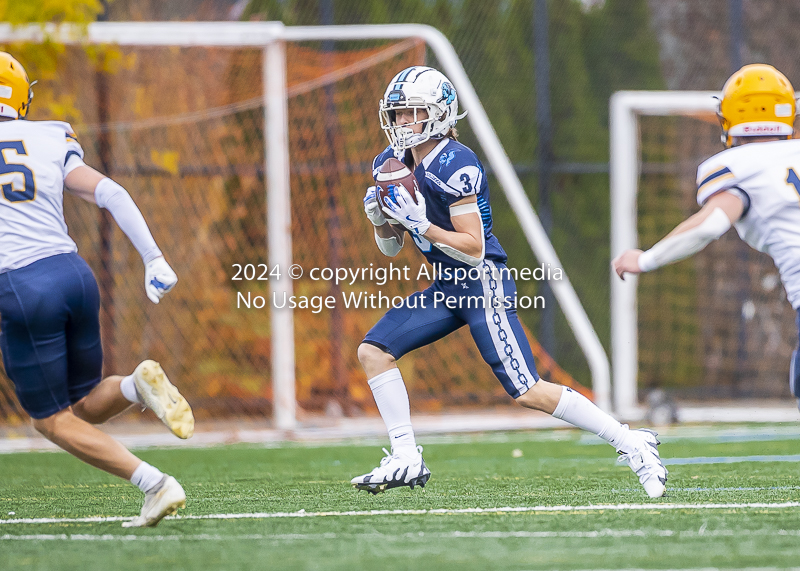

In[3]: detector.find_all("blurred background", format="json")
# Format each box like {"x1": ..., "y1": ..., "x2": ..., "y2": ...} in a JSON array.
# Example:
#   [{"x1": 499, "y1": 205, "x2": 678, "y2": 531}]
[{"x1": 1, "y1": 0, "x2": 799, "y2": 426}]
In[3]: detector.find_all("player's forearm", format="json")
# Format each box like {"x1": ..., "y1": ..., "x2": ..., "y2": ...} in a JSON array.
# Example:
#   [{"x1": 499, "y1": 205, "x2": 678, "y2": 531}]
[
  {"x1": 664, "y1": 209, "x2": 714, "y2": 239},
  {"x1": 664, "y1": 189, "x2": 745, "y2": 241},
  {"x1": 375, "y1": 220, "x2": 404, "y2": 241},
  {"x1": 64, "y1": 164, "x2": 105, "y2": 203},
  {"x1": 423, "y1": 224, "x2": 484, "y2": 266},
  {"x1": 373, "y1": 230, "x2": 403, "y2": 257},
  {"x1": 372, "y1": 219, "x2": 404, "y2": 256},
  {"x1": 638, "y1": 207, "x2": 731, "y2": 271},
  {"x1": 373, "y1": 220, "x2": 404, "y2": 257},
  {"x1": 423, "y1": 225, "x2": 482, "y2": 258},
  {"x1": 94, "y1": 178, "x2": 163, "y2": 264}
]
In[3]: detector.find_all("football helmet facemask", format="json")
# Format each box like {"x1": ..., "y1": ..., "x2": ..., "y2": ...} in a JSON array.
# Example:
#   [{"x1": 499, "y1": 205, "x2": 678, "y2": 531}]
[
  {"x1": 717, "y1": 63, "x2": 796, "y2": 147},
  {"x1": 379, "y1": 66, "x2": 467, "y2": 154},
  {"x1": 0, "y1": 52, "x2": 34, "y2": 119}
]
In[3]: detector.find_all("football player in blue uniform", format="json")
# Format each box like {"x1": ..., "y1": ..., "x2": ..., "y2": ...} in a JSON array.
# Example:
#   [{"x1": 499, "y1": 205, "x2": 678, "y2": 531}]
[
  {"x1": 0, "y1": 53, "x2": 192, "y2": 526},
  {"x1": 352, "y1": 66, "x2": 668, "y2": 498}
]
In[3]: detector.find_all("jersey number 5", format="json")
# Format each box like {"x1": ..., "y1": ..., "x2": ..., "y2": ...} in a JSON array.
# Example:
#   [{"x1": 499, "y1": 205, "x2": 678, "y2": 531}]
[{"x1": 0, "y1": 141, "x2": 36, "y2": 202}]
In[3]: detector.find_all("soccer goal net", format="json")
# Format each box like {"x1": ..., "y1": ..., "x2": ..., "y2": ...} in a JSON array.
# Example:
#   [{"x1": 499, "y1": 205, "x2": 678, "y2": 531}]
[
  {"x1": 0, "y1": 22, "x2": 609, "y2": 429},
  {"x1": 611, "y1": 91, "x2": 798, "y2": 418}
]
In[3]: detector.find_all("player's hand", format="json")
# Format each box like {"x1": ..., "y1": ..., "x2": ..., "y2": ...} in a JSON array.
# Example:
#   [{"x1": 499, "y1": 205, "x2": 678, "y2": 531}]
[
  {"x1": 363, "y1": 186, "x2": 386, "y2": 227},
  {"x1": 381, "y1": 184, "x2": 431, "y2": 236},
  {"x1": 145, "y1": 256, "x2": 178, "y2": 304},
  {"x1": 612, "y1": 249, "x2": 644, "y2": 281}
]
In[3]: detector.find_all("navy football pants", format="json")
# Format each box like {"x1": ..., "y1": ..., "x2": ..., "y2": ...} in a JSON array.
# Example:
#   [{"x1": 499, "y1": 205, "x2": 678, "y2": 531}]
[
  {"x1": 363, "y1": 260, "x2": 539, "y2": 398},
  {"x1": 0, "y1": 253, "x2": 103, "y2": 419}
]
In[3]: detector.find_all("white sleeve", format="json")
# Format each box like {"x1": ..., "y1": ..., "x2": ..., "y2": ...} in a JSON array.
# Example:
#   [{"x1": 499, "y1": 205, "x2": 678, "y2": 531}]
[
  {"x1": 94, "y1": 178, "x2": 163, "y2": 264},
  {"x1": 637, "y1": 207, "x2": 731, "y2": 272},
  {"x1": 374, "y1": 229, "x2": 403, "y2": 257}
]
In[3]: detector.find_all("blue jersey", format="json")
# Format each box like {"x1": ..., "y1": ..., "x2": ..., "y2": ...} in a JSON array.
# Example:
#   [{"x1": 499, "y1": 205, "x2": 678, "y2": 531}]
[{"x1": 372, "y1": 138, "x2": 508, "y2": 270}]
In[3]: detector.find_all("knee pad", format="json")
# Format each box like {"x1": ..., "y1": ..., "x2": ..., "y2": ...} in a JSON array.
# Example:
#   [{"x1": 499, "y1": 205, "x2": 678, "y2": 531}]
[{"x1": 790, "y1": 349, "x2": 800, "y2": 398}]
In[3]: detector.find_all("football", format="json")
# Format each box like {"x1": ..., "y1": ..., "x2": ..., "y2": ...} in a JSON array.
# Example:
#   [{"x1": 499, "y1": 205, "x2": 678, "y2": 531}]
[{"x1": 375, "y1": 157, "x2": 420, "y2": 212}]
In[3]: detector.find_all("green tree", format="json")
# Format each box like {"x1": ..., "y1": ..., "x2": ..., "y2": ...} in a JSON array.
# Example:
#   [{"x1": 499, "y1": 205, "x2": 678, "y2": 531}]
[
  {"x1": 0, "y1": 0, "x2": 103, "y2": 23},
  {"x1": 0, "y1": 0, "x2": 109, "y2": 121},
  {"x1": 582, "y1": 0, "x2": 666, "y2": 129}
]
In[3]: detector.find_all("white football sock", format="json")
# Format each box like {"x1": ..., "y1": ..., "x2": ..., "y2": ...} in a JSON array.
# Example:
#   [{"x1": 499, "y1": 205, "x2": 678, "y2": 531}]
[
  {"x1": 368, "y1": 368, "x2": 417, "y2": 456},
  {"x1": 552, "y1": 386, "x2": 631, "y2": 451},
  {"x1": 130, "y1": 461, "x2": 164, "y2": 493},
  {"x1": 120, "y1": 374, "x2": 142, "y2": 405}
]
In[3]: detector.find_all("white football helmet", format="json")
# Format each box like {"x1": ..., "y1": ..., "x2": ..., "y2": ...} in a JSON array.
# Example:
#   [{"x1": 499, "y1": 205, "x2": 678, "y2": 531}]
[{"x1": 379, "y1": 66, "x2": 467, "y2": 154}]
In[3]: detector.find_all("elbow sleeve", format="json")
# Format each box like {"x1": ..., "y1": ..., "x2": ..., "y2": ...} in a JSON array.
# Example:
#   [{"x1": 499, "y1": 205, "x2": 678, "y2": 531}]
[
  {"x1": 94, "y1": 178, "x2": 162, "y2": 263},
  {"x1": 638, "y1": 207, "x2": 731, "y2": 272},
  {"x1": 432, "y1": 241, "x2": 484, "y2": 266},
  {"x1": 375, "y1": 229, "x2": 403, "y2": 257}
]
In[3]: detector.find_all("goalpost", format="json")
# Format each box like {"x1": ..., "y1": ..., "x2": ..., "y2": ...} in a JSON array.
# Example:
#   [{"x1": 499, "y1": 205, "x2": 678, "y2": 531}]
[
  {"x1": 611, "y1": 90, "x2": 800, "y2": 421},
  {"x1": 0, "y1": 22, "x2": 610, "y2": 428}
]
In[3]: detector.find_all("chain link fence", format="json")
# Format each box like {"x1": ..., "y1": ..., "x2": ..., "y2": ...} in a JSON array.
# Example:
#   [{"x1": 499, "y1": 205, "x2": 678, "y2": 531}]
[
  {"x1": 0, "y1": 39, "x2": 582, "y2": 424},
  {"x1": 638, "y1": 114, "x2": 796, "y2": 400},
  {"x1": 2, "y1": 0, "x2": 799, "y2": 424}
]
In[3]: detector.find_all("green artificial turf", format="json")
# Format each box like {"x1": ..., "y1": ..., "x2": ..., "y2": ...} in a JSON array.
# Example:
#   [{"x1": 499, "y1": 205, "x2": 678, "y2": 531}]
[{"x1": 2, "y1": 428, "x2": 800, "y2": 570}]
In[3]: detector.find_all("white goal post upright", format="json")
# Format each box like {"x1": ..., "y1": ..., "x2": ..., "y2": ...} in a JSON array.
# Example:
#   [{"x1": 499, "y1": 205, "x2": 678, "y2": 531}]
[
  {"x1": 610, "y1": 91, "x2": 725, "y2": 417},
  {"x1": 0, "y1": 22, "x2": 611, "y2": 427},
  {"x1": 263, "y1": 39, "x2": 295, "y2": 430}
]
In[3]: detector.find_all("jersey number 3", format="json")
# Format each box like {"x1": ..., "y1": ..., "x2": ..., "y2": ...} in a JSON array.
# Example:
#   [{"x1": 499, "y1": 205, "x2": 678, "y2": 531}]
[{"x1": 0, "y1": 141, "x2": 35, "y2": 202}]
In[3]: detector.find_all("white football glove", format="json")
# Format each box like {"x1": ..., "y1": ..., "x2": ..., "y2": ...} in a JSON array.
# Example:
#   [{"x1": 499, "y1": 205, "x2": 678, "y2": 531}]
[
  {"x1": 145, "y1": 256, "x2": 178, "y2": 304},
  {"x1": 381, "y1": 183, "x2": 431, "y2": 236},
  {"x1": 363, "y1": 186, "x2": 386, "y2": 227}
]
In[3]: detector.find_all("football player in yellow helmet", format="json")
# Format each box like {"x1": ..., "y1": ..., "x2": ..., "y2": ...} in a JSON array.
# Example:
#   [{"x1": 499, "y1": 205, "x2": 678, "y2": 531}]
[
  {"x1": 718, "y1": 63, "x2": 796, "y2": 147},
  {"x1": 614, "y1": 63, "x2": 800, "y2": 412},
  {"x1": 0, "y1": 52, "x2": 34, "y2": 119},
  {"x1": 0, "y1": 52, "x2": 190, "y2": 527}
]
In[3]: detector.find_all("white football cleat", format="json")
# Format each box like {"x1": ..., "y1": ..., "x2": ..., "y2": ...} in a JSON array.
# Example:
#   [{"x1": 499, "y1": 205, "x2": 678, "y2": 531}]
[
  {"x1": 134, "y1": 360, "x2": 195, "y2": 439},
  {"x1": 351, "y1": 446, "x2": 431, "y2": 494},
  {"x1": 122, "y1": 475, "x2": 186, "y2": 528},
  {"x1": 617, "y1": 428, "x2": 668, "y2": 498}
]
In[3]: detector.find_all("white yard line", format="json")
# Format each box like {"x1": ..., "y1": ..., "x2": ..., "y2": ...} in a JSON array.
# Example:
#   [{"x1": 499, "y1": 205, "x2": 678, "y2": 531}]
[
  {"x1": 2, "y1": 528, "x2": 800, "y2": 541},
  {"x1": 2, "y1": 501, "x2": 799, "y2": 526},
  {"x1": 570, "y1": 569, "x2": 800, "y2": 571},
  {"x1": 4, "y1": 422, "x2": 800, "y2": 455},
  {"x1": 0, "y1": 413, "x2": 567, "y2": 453},
  {"x1": 613, "y1": 485, "x2": 800, "y2": 493},
  {"x1": 664, "y1": 454, "x2": 800, "y2": 465}
]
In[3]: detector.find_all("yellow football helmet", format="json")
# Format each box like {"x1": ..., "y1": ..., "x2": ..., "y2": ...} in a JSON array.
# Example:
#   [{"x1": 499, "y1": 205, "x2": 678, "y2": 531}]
[
  {"x1": 0, "y1": 52, "x2": 33, "y2": 120},
  {"x1": 718, "y1": 64, "x2": 796, "y2": 147}
]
